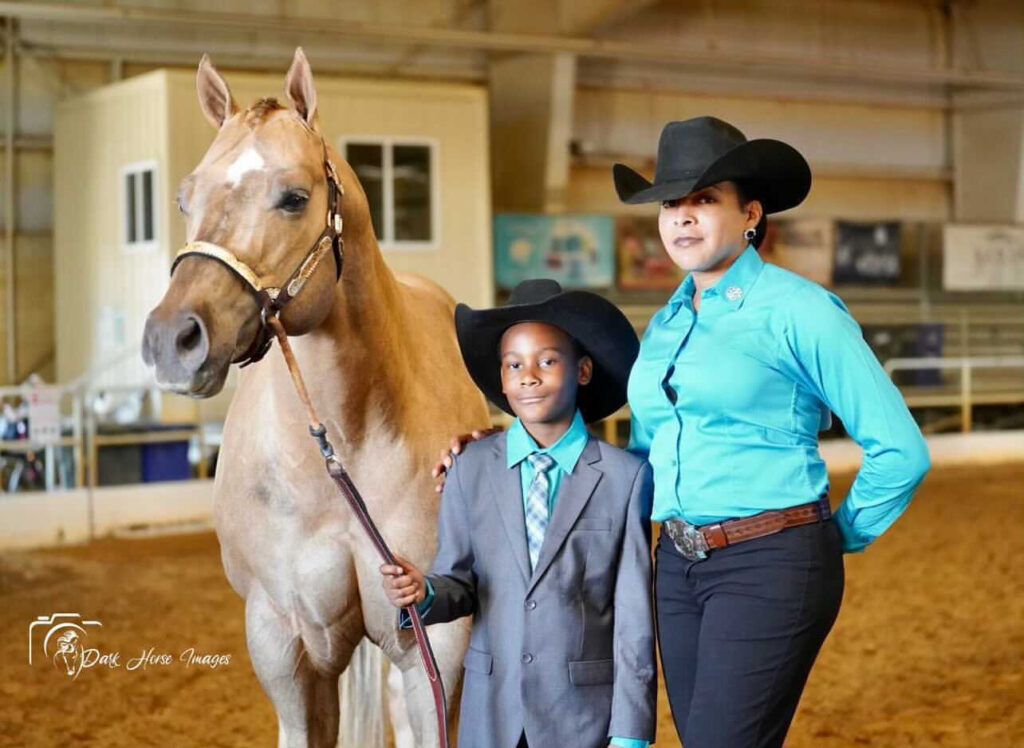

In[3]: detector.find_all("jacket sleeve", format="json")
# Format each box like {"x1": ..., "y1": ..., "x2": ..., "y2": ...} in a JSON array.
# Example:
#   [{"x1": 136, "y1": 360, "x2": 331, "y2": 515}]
[
  {"x1": 779, "y1": 285, "x2": 931, "y2": 552},
  {"x1": 399, "y1": 452, "x2": 478, "y2": 629},
  {"x1": 608, "y1": 461, "x2": 657, "y2": 742}
]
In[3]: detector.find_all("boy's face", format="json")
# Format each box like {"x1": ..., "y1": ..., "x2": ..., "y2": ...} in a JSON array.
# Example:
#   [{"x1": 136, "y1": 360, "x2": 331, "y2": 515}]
[{"x1": 499, "y1": 322, "x2": 592, "y2": 426}]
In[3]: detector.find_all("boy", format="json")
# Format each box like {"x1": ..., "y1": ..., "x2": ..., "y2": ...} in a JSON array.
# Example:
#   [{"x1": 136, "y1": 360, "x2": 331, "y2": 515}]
[{"x1": 381, "y1": 279, "x2": 656, "y2": 748}]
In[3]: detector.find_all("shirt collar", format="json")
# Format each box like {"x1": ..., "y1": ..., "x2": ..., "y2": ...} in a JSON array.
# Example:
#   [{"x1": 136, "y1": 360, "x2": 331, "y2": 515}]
[
  {"x1": 506, "y1": 408, "x2": 588, "y2": 474},
  {"x1": 667, "y1": 243, "x2": 764, "y2": 313}
]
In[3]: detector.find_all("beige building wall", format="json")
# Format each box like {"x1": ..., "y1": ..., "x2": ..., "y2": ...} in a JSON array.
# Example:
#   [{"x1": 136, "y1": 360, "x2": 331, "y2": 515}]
[{"x1": 53, "y1": 71, "x2": 171, "y2": 390}]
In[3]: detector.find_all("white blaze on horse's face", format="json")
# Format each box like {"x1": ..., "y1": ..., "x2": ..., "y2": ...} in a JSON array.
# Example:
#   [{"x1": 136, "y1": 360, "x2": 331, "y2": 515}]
[{"x1": 226, "y1": 147, "x2": 266, "y2": 187}]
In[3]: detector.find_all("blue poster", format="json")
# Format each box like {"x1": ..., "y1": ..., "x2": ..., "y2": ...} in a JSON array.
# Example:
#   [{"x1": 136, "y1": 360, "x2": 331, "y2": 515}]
[{"x1": 494, "y1": 214, "x2": 615, "y2": 289}]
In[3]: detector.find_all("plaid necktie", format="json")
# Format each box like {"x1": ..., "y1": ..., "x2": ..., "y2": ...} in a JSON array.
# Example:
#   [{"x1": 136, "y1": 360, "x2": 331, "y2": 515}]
[{"x1": 525, "y1": 453, "x2": 555, "y2": 572}]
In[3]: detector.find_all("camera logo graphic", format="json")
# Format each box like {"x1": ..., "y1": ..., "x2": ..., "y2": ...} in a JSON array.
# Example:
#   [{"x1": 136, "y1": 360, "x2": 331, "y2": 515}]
[{"x1": 28, "y1": 613, "x2": 103, "y2": 680}]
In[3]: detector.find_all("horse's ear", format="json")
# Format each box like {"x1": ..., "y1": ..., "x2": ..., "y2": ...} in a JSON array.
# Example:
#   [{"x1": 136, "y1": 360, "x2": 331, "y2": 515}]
[
  {"x1": 196, "y1": 54, "x2": 239, "y2": 129},
  {"x1": 284, "y1": 47, "x2": 318, "y2": 127}
]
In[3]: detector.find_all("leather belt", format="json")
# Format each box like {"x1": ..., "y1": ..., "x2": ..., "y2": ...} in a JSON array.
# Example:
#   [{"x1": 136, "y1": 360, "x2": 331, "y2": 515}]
[{"x1": 663, "y1": 497, "x2": 831, "y2": 561}]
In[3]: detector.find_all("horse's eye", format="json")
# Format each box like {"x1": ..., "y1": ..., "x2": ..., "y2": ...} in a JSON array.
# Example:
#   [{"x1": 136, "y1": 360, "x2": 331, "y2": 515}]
[
  {"x1": 175, "y1": 195, "x2": 188, "y2": 215},
  {"x1": 278, "y1": 191, "x2": 309, "y2": 214}
]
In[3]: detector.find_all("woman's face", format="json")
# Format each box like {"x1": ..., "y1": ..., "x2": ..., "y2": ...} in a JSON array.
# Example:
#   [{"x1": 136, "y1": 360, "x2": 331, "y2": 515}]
[{"x1": 658, "y1": 181, "x2": 761, "y2": 273}]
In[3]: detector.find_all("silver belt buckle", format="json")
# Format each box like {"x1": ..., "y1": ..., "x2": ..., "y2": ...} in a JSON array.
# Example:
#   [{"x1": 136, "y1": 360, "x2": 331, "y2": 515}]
[{"x1": 664, "y1": 518, "x2": 710, "y2": 561}]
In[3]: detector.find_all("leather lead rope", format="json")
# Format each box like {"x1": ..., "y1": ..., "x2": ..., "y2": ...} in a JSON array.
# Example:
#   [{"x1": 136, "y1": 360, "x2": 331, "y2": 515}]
[{"x1": 266, "y1": 315, "x2": 449, "y2": 748}]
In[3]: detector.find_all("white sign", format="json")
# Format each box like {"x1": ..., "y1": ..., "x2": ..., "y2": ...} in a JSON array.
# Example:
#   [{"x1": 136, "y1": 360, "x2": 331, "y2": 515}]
[
  {"x1": 27, "y1": 387, "x2": 61, "y2": 445},
  {"x1": 943, "y1": 225, "x2": 1024, "y2": 290}
]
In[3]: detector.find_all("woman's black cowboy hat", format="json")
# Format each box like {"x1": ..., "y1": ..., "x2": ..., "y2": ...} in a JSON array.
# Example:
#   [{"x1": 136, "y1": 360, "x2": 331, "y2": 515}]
[
  {"x1": 455, "y1": 280, "x2": 639, "y2": 423},
  {"x1": 613, "y1": 116, "x2": 811, "y2": 214}
]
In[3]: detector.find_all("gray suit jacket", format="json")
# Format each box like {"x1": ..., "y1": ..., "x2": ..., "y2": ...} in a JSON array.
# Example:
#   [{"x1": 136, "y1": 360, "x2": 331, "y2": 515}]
[{"x1": 415, "y1": 432, "x2": 656, "y2": 748}]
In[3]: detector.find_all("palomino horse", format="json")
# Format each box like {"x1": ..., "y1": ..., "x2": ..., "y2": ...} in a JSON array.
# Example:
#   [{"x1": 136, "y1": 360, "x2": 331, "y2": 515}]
[{"x1": 141, "y1": 49, "x2": 487, "y2": 747}]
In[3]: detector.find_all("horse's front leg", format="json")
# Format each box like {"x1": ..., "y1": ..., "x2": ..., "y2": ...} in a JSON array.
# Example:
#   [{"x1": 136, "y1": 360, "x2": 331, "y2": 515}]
[
  {"x1": 246, "y1": 585, "x2": 353, "y2": 748},
  {"x1": 391, "y1": 617, "x2": 471, "y2": 748}
]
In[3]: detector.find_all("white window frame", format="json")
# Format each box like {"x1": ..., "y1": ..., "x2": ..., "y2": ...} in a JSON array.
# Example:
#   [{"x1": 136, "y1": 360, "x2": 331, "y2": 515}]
[
  {"x1": 120, "y1": 159, "x2": 160, "y2": 255},
  {"x1": 338, "y1": 136, "x2": 440, "y2": 251}
]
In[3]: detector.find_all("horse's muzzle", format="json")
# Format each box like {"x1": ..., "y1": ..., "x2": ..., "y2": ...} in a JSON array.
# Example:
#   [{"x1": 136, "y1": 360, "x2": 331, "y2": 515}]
[{"x1": 142, "y1": 308, "x2": 213, "y2": 393}]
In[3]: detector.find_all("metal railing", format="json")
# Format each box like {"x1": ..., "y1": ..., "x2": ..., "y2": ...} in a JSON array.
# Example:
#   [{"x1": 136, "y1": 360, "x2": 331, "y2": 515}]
[
  {"x1": 883, "y1": 355, "x2": 1024, "y2": 432},
  {"x1": 0, "y1": 382, "x2": 214, "y2": 493}
]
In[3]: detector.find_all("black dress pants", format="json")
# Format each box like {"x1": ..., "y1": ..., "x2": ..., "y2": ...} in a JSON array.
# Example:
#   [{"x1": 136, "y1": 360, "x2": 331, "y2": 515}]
[{"x1": 655, "y1": 518, "x2": 844, "y2": 748}]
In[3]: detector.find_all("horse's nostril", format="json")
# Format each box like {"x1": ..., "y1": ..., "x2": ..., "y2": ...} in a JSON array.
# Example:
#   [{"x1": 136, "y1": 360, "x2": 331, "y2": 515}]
[
  {"x1": 174, "y1": 314, "x2": 209, "y2": 373},
  {"x1": 177, "y1": 317, "x2": 202, "y2": 354}
]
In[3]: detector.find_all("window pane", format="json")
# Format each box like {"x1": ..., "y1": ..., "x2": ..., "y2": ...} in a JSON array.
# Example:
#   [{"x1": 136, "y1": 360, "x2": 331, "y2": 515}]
[
  {"x1": 345, "y1": 143, "x2": 384, "y2": 240},
  {"x1": 393, "y1": 144, "x2": 432, "y2": 242},
  {"x1": 142, "y1": 170, "x2": 154, "y2": 242},
  {"x1": 125, "y1": 172, "x2": 137, "y2": 243}
]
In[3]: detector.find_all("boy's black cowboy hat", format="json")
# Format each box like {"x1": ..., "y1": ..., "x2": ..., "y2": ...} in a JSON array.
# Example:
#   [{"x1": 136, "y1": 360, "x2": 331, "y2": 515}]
[
  {"x1": 613, "y1": 116, "x2": 811, "y2": 213},
  {"x1": 455, "y1": 280, "x2": 639, "y2": 423}
]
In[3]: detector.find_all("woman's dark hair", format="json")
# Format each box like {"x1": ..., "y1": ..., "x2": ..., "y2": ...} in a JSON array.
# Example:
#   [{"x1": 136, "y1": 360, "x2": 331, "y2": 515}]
[{"x1": 732, "y1": 181, "x2": 768, "y2": 249}]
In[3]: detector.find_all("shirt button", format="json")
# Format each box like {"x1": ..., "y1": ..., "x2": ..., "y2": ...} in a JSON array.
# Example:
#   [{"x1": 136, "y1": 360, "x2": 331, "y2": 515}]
[
  {"x1": 521, "y1": 653, "x2": 533, "y2": 664},
  {"x1": 525, "y1": 600, "x2": 537, "y2": 610}
]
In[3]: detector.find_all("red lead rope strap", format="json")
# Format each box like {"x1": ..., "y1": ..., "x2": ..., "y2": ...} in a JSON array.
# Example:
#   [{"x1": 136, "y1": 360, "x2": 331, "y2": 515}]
[{"x1": 267, "y1": 315, "x2": 449, "y2": 748}]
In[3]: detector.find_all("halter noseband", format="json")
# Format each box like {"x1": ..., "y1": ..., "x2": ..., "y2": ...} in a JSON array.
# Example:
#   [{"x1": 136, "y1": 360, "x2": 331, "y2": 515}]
[{"x1": 169, "y1": 140, "x2": 345, "y2": 367}]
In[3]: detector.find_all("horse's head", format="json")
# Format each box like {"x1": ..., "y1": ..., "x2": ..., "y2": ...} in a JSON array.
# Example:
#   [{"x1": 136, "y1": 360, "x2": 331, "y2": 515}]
[{"x1": 142, "y1": 48, "x2": 344, "y2": 397}]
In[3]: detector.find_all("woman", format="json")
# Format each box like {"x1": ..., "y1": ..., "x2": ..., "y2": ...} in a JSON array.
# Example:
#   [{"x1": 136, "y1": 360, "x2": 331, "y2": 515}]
[{"x1": 436, "y1": 115, "x2": 931, "y2": 748}]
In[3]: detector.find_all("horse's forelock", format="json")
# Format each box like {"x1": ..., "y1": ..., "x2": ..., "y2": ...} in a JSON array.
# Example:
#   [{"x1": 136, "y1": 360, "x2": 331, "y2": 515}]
[{"x1": 244, "y1": 97, "x2": 287, "y2": 129}]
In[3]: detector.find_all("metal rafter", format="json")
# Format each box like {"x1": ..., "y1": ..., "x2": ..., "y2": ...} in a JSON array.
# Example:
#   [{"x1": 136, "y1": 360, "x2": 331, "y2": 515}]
[{"x1": 2, "y1": 1, "x2": 1024, "y2": 91}]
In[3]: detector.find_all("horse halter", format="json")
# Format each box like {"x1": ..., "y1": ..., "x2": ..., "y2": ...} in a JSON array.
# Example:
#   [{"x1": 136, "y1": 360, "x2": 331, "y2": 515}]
[{"x1": 169, "y1": 139, "x2": 345, "y2": 367}]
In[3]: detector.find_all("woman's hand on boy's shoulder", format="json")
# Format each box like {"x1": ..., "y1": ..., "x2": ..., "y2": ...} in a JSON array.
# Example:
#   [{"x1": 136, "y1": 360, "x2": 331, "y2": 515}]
[{"x1": 430, "y1": 427, "x2": 502, "y2": 493}]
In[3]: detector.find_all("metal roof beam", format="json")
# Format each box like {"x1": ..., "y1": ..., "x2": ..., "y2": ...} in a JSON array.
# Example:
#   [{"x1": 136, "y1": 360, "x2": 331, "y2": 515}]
[{"x1": 3, "y1": 1, "x2": 1024, "y2": 91}]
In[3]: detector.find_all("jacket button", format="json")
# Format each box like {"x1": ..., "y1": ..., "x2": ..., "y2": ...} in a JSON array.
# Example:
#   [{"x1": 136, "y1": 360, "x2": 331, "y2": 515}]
[
  {"x1": 521, "y1": 653, "x2": 533, "y2": 664},
  {"x1": 525, "y1": 600, "x2": 537, "y2": 610}
]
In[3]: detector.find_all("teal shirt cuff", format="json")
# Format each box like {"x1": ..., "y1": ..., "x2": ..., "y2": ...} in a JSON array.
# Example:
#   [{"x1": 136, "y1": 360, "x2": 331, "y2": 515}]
[
  {"x1": 834, "y1": 500, "x2": 870, "y2": 553},
  {"x1": 420, "y1": 577, "x2": 435, "y2": 611},
  {"x1": 397, "y1": 577, "x2": 435, "y2": 629},
  {"x1": 610, "y1": 738, "x2": 649, "y2": 748}
]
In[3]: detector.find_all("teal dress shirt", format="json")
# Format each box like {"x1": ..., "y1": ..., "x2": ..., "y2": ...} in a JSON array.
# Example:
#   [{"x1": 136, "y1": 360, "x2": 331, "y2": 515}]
[
  {"x1": 417, "y1": 409, "x2": 648, "y2": 748},
  {"x1": 627, "y1": 244, "x2": 930, "y2": 553}
]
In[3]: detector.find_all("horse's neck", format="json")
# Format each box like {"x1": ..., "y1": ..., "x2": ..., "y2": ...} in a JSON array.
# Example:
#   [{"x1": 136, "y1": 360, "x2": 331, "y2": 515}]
[{"x1": 288, "y1": 226, "x2": 412, "y2": 450}]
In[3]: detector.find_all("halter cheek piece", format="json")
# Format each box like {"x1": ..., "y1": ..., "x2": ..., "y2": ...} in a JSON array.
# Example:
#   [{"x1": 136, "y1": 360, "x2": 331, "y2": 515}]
[{"x1": 169, "y1": 140, "x2": 345, "y2": 367}]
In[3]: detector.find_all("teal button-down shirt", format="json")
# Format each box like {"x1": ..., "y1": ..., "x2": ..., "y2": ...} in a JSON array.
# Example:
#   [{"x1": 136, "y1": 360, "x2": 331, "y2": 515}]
[
  {"x1": 627, "y1": 244, "x2": 930, "y2": 553},
  {"x1": 418, "y1": 409, "x2": 648, "y2": 748}
]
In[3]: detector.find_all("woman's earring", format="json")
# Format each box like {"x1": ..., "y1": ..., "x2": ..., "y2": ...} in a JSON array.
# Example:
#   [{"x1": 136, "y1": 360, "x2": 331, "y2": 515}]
[{"x1": 744, "y1": 227, "x2": 756, "y2": 241}]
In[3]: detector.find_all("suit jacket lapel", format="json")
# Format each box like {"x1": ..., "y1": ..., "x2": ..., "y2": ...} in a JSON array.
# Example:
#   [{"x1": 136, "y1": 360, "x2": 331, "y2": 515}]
[
  {"x1": 486, "y1": 435, "x2": 532, "y2": 584},
  {"x1": 527, "y1": 437, "x2": 603, "y2": 595}
]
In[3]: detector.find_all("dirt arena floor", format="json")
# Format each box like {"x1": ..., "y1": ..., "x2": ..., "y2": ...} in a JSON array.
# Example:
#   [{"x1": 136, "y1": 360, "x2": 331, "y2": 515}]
[{"x1": 1, "y1": 463, "x2": 1021, "y2": 747}]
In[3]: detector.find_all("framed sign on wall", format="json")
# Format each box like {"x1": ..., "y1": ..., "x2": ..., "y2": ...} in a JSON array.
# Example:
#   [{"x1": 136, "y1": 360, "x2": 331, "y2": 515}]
[
  {"x1": 760, "y1": 218, "x2": 835, "y2": 287},
  {"x1": 943, "y1": 225, "x2": 1024, "y2": 291},
  {"x1": 833, "y1": 221, "x2": 901, "y2": 284},
  {"x1": 494, "y1": 214, "x2": 615, "y2": 289},
  {"x1": 615, "y1": 216, "x2": 683, "y2": 291}
]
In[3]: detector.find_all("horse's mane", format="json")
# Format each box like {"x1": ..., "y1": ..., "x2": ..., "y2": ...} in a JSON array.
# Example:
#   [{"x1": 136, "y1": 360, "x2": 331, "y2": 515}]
[{"x1": 244, "y1": 98, "x2": 286, "y2": 128}]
